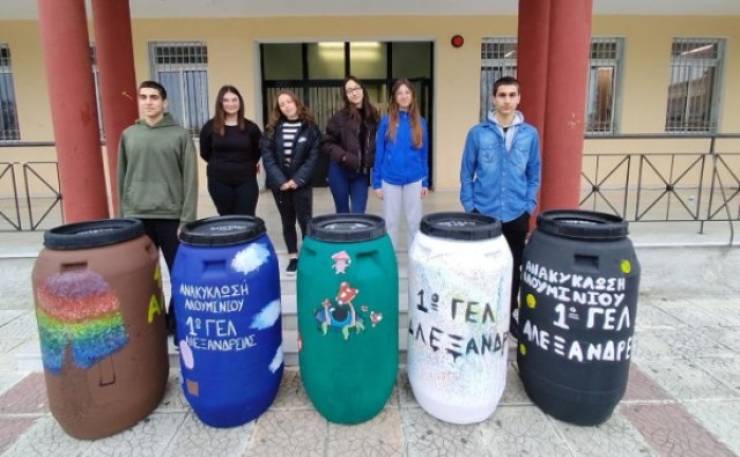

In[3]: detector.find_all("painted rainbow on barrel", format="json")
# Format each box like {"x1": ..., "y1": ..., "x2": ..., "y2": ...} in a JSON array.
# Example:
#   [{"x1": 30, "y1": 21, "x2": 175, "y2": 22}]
[{"x1": 36, "y1": 270, "x2": 129, "y2": 374}]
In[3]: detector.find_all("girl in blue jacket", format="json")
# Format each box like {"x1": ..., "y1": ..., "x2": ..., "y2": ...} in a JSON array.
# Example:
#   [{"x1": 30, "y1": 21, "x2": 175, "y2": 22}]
[{"x1": 372, "y1": 79, "x2": 429, "y2": 249}]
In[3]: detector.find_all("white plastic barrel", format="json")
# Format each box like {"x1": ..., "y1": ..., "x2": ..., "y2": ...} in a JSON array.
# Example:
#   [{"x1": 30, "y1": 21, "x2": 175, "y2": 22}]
[{"x1": 407, "y1": 212, "x2": 512, "y2": 424}]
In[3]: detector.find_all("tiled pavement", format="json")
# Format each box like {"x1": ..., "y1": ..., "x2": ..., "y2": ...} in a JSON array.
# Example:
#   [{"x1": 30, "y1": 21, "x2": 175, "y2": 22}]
[
  {"x1": 1, "y1": 292, "x2": 739, "y2": 456},
  {"x1": 1, "y1": 189, "x2": 738, "y2": 456}
]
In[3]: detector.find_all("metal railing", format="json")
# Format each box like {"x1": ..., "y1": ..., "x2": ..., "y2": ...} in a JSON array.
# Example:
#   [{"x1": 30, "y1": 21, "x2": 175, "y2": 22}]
[
  {"x1": 0, "y1": 158, "x2": 62, "y2": 232},
  {"x1": 2, "y1": 136, "x2": 739, "y2": 244},
  {"x1": 582, "y1": 134, "x2": 739, "y2": 245},
  {"x1": 0, "y1": 162, "x2": 21, "y2": 230},
  {"x1": 22, "y1": 161, "x2": 62, "y2": 230}
]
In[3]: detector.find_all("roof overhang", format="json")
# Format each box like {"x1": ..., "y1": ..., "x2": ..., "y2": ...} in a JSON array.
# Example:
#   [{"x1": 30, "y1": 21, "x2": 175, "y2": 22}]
[{"x1": 2, "y1": 0, "x2": 740, "y2": 19}]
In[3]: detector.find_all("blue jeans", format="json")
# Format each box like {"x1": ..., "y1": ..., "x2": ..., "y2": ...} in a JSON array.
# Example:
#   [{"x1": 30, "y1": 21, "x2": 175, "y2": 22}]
[{"x1": 328, "y1": 161, "x2": 369, "y2": 213}]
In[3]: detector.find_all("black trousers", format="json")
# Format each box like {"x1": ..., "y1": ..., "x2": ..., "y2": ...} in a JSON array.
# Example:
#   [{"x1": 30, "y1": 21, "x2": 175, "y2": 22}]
[
  {"x1": 502, "y1": 212, "x2": 530, "y2": 313},
  {"x1": 272, "y1": 186, "x2": 312, "y2": 254},
  {"x1": 140, "y1": 219, "x2": 180, "y2": 332},
  {"x1": 208, "y1": 177, "x2": 259, "y2": 216}
]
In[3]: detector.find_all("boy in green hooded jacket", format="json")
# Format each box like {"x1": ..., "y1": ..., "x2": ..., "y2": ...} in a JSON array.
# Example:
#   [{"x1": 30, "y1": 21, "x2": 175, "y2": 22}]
[{"x1": 117, "y1": 80, "x2": 198, "y2": 334}]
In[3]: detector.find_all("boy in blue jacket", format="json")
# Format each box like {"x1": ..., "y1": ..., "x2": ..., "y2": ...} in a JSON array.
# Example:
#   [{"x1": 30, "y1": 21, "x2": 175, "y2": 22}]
[{"x1": 460, "y1": 76, "x2": 541, "y2": 324}]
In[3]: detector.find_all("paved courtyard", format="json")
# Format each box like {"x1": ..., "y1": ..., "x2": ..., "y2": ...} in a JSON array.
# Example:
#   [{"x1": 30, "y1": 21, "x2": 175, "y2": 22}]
[{"x1": 0, "y1": 189, "x2": 738, "y2": 456}]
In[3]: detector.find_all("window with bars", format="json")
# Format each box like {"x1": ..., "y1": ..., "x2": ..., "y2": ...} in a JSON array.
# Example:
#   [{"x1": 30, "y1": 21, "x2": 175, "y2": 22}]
[
  {"x1": 665, "y1": 38, "x2": 724, "y2": 133},
  {"x1": 586, "y1": 38, "x2": 623, "y2": 134},
  {"x1": 480, "y1": 38, "x2": 518, "y2": 120},
  {"x1": 0, "y1": 44, "x2": 20, "y2": 142},
  {"x1": 149, "y1": 42, "x2": 209, "y2": 133},
  {"x1": 90, "y1": 45, "x2": 105, "y2": 138},
  {"x1": 479, "y1": 38, "x2": 624, "y2": 132}
]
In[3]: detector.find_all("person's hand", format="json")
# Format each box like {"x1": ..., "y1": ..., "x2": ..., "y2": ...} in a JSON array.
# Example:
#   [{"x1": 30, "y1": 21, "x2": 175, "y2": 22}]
[
  {"x1": 421, "y1": 187, "x2": 429, "y2": 199},
  {"x1": 374, "y1": 188, "x2": 383, "y2": 200},
  {"x1": 285, "y1": 179, "x2": 298, "y2": 189},
  {"x1": 255, "y1": 162, "x2": 261, "y2": 174},
  {"x1": 280, "y1": 181, "x2": 291, "y2": 191}
]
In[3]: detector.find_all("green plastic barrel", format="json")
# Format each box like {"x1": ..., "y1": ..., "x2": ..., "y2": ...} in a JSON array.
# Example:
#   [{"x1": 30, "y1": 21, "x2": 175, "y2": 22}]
[{"x1": 297, "y1": 214, "x2": 398, "y2": 424}]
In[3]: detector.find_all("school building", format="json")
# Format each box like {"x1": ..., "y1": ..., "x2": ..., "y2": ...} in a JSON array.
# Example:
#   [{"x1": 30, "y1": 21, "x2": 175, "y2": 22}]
[{"x1": 0, "y1": 0, "x2": 738, "y2": 228}]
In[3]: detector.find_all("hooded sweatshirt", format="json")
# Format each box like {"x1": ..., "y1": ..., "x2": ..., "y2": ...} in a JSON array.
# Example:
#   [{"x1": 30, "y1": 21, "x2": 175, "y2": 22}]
[
  {"x1": 117, "y1": 113, "x2": 198, "y2": 223},
  {"x1": 488, "y1": 110, "x2": 524, "y2": 151}
]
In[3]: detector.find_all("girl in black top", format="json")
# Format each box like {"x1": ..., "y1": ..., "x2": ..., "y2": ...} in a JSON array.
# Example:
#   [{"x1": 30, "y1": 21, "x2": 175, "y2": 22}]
[
  {"x1": 261, "y1": 90, "x2": 321, "y2": 275},
  {"x1": 200, "y1": 85, "x2": 262, "y2": 215}
]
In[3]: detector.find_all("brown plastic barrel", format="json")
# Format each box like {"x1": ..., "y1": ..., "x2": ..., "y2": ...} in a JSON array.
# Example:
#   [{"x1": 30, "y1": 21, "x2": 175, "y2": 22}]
[{"x1": 31, "y1": 218, "x2": 169, "y2": 439}]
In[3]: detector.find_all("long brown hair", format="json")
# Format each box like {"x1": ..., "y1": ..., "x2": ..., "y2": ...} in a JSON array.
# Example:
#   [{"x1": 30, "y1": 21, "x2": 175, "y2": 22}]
[
  {"x1": 265, "y1": 90, "x2": 315, "y2": 135},
  {"x1": 387, "y1": 79, "x2": 423, "y2": 149},
  {"x1": 342, "y1": 76, "x2": 379, "y2": 123},
  {"x1": 213, "y1": 85, "x2": 245, "y2": 136}
]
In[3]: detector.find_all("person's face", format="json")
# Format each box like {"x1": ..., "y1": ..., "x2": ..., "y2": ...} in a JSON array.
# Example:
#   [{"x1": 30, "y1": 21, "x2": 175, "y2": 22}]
[
  {"x1": 278, "y1": 94, "x2": 298, "y2": 119},
  {"x1": 138, "y1": 87, "x2": 166, "y2": 119},
  {"x1": 345, "y1": 80, "x2": 364, "y2": 108},
  {"x1": 492, "y1": 84, "x2": 521, "y2": 115},
  {"x1": 222, "y1": 91, "x2": 240, "y2": 116},
  {"x1": 394, "y1": 84, "x2": 413, "y2": 110}
]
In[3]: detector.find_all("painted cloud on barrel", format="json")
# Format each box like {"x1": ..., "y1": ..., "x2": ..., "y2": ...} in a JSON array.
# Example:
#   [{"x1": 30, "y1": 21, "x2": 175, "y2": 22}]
[
  {"x1": 269, "y1": 345, "x2": 283, "y2": 374},
  {"x1": 251, "y1": 299, "x2": 281, "y2": 330},
  {"x1": 231, "y1": 243, "x2": 271, "y2": 275}
]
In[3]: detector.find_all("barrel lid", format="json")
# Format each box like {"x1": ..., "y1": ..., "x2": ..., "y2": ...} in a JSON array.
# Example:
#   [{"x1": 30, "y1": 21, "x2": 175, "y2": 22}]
[
  {"x1": 179, "y1": 216, "x2": 266, "y2": 246},
  {"x1": 420, "y1": 212, "x2": 502, "y2": 241},
  {"x1": 308, "y1": 214, "x2": 386, "y2": 242},
  {"x1": 537, "y1": 210, "x2": 628, "y2": 240},
  {"x1": 44, "y1": 218, "x2": 145, "y2": 250}
]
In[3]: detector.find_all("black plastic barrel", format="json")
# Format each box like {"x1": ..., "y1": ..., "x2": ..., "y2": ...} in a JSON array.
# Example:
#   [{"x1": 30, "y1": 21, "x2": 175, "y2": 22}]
[{"x1": 516, "y1": 210, "x2": 640, "y2": 425}]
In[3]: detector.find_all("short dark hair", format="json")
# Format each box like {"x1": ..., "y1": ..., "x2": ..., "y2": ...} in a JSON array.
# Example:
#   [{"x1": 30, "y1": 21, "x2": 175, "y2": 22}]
[
  {"x1": 138, "y1": 80, "x2": 167, "y2": 100},
  {"x1": 493, "y1": 76, "x2": 520, "y2": 96}
]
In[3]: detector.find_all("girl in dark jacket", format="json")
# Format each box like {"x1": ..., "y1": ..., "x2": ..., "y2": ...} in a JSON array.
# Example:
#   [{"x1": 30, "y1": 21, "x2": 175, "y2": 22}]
[
  {"x1": 261, "y1": 90, "x2": 321, "y2": 275},
  {"x1": 322, "y1": 76, "x2": 379, "y2": 213},
  {"x1": 199, "y1": 85, "x2": 262, "y2": 215}
]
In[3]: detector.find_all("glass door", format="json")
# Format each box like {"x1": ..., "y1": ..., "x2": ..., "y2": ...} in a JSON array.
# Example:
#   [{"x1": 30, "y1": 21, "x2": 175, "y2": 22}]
[{"x1": 261, "y1": 41, "x2": 434, "y2": 187}]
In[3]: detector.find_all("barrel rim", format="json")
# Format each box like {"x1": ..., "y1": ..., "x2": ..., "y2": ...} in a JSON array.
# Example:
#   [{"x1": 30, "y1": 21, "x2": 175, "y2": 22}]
[
  {"x1": 537, "y1": 209, "x2": 628, "y2": 240},
  {"x1": 179, "y1": 215, "x2": 267, "y2": 246},
  {"x1": 43, "y1": 218, "x2": 145, "y2": 250},
  {"x1": 419, "y1": 212, "x2": 502, "y2": 241},
  {"x1": 307, "y1": 214, "x2": 386, "y2": 242}
]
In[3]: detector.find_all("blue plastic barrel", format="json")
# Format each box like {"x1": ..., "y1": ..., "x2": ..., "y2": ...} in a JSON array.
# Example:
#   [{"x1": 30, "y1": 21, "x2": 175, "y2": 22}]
[{"x1": 172, "y1": 216, "x2": 283, "y2": 427}]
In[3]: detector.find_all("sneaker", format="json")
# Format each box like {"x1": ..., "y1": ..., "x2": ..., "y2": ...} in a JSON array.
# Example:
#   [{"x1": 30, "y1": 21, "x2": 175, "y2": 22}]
[{"x1": 286, "y1": 258, "x2": 298, "y2": 276}]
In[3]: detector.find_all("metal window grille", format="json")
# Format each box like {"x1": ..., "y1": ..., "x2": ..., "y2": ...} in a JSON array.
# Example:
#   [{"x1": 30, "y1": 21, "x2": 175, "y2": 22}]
[
  {"x1": 480, "y1": 38, "x2": 517, "y2": 120},
  {"x1": 0, "y1": 44, "x2": 20, "y2": 142},
  {"x1": 90, "y1": 45, "x2": 105, "y2": 139},
  {"x1": 587, "y1": 38, "x2": 623, "y2": 134},
  {"x1": 665, "y1": 38, "x2": 724, "y2": 133},
  {"x1": 149, "y1": 42, "x2": 209, "y2": 134}
]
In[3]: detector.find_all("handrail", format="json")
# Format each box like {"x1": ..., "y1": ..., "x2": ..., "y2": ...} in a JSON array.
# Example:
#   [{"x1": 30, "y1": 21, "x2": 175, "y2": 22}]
[
  {"x1": 0, "y1": 142, "x2": 56, "y2": 148},
  {"x1": 2, "y1": 134, "x2": 740, "y2": 148},
  {"x1": 585, "y1": 133, "x2": 740, "y2": 140}
]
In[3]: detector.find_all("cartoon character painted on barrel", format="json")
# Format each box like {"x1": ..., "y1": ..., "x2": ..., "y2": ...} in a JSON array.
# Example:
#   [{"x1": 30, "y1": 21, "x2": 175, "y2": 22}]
[{"x1": 314, "y1": 281, "x2": 383, "y2": 340}]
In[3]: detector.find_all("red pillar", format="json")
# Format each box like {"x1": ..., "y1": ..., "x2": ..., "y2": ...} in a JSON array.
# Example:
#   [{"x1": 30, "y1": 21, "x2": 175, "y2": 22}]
[
  {"x1": 38, "y1": 0, "x2": 109, "y2": 222},
  {"x1": 91, "y1": 0, "x2": 139, "y2": 214},
  {"x1": 517, "y1": 0, "x2": 551, "y2": 141},
  {"x1": 540, "y1": 0, "x2": 593, "y2": 210}
]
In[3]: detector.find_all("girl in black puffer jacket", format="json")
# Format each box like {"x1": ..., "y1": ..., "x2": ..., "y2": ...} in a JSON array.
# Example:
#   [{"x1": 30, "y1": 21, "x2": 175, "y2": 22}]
[
  {"x1": 322, "y1": 76, "x2": 379, "y2": 214},
  {"x1": 261, "y1": 90, "x2": 321, "y2": 275}
]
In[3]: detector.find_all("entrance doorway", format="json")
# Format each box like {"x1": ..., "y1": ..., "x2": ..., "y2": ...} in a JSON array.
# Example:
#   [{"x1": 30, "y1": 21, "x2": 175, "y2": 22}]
[{"x1": 260, "y1": 41, "x2": 434, "y2": 187}]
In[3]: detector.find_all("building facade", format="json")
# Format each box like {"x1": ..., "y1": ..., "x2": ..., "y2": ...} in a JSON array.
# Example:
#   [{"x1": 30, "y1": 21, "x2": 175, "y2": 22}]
[{"x1": 1, "y1": 8, "x2": 739, "y2": 194}]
